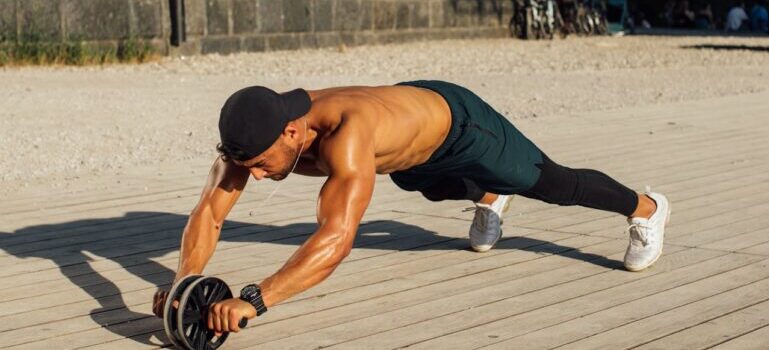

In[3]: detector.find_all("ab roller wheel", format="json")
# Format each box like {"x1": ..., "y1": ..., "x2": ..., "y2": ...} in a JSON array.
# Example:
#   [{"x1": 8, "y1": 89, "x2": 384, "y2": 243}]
[
  {"x1": 163, "y1": 276, "x2": 248, "y2": 350},
  {"x1": 164, "y1": 275, "x2": 202, "y2": 350}
]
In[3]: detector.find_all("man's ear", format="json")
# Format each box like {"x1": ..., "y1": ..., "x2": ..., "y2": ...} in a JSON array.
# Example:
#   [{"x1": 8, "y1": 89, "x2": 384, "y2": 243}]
[{"x1": 283, "y1": 121, "x2": 299, "y2": 139}]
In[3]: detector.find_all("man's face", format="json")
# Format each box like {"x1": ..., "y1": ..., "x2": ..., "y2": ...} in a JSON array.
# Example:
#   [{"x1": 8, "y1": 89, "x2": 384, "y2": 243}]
[{"x1": 235, "y1": 137, "x2": 299, "y2": 181}]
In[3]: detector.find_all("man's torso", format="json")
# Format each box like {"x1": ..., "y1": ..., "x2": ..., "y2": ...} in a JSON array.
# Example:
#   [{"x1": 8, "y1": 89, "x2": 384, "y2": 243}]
[{"x1": 295, "y1": 84, "x2": 453, "y2": 175}]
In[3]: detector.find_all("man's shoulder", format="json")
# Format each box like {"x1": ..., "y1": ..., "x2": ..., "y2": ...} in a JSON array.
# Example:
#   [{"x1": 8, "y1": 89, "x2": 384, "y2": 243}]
[
  {"x1": 315, "y1": 113, "x2": 375, "y2": 167},
  {"x1": 320, "y1": 113, "x2": 375, "y2": 146}
]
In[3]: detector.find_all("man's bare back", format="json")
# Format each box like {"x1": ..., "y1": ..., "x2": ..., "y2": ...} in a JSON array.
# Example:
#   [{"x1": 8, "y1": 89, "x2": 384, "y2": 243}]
[{"x1": 295, "y1": 85, "x2": 453, "y2": 176}]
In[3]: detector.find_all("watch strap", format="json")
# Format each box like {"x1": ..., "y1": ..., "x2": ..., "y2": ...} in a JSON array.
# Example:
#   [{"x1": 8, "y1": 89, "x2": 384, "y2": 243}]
[{"x1": 239, "y1": 284, "x2": 267, "y2": 316}]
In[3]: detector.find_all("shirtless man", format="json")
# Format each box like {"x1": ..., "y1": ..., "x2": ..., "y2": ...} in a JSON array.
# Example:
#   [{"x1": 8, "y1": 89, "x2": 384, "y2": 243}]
[{"x1": 152, "y1": 80, "x2": 670, "y2": 336}]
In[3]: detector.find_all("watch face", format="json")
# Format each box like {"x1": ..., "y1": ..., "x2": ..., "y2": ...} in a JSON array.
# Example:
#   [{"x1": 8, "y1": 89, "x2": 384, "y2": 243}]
[{"x1": 241, "y1": 284, "x2": 259, "y2": 298}]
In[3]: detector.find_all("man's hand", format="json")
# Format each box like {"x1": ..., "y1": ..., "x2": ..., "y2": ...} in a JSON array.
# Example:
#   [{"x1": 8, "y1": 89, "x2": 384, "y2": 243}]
[
  {"x1": 208, "y1": 298, "x2": 257, "y2": 336},
  {"x1": 152, "y1": 288, "x2": 169, "y2": 318},
  {"x1": 153, "y1": 288, "x2": 185, "y2": 319}
]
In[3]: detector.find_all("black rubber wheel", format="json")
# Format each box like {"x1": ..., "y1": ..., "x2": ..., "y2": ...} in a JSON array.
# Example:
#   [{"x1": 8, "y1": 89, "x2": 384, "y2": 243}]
[
  {"x1": 164, "y1": 275, "x2": 203, "y2": 350},
  {"x1": 176, "y1": 277, "x2": 248, "y2": 350}
]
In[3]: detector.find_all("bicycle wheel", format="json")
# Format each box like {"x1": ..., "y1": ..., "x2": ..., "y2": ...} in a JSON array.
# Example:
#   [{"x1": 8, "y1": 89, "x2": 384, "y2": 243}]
[
  {"x1": 593, "y1": 11, "x2": 608, "y2": 35},
  {"x1": 524, "y1": 7, "x2": 536, "y2": 40},
  {"x1": 554, "y1": 2, "x2": 566, "y2": 38}
]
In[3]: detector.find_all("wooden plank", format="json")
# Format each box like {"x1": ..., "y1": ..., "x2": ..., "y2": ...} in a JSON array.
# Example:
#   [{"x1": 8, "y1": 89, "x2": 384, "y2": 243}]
[
  {"x1": 343, "y1": 250, "x2": 762, "y2": 350},
  {"x1": 740, "y1": 242, "x2": 769, "y2": 256},
  {"x1": 708, "y1": 325, "x2": 769, "y2": 350},
  {"x1": 633, "y1": 299, "x2": 769, "y2": 350},
  {"x1": 460, "y1": 258, "x2": 769, "y2": 350},
  {"x1": 527, "y1": 278, "x2": 769, "y2": 349},
  {"x1": 700, "y1": 229, "x2": 769, "y2": 253}
]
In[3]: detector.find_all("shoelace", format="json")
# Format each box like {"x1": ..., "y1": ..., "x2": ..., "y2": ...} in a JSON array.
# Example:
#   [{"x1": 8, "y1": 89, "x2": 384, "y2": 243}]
[
  {"x1": 626, "y1": 223, "x2": 651, "y2": 246},
  {"x1": 627, "y1": 184, "x2": 656, "y2": 247},
  {"x1": 464, "y1": 206, "x2": 491, "y2": 232}
]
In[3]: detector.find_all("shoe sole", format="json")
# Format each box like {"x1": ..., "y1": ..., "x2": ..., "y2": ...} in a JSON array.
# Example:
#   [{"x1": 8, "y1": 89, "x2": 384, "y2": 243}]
[
  {"x1": 625, "y1": 199, "x2": 671, "y2": 272},
  {"x1": 472, "y1": 244, "x2": 494, "y2": 253}
]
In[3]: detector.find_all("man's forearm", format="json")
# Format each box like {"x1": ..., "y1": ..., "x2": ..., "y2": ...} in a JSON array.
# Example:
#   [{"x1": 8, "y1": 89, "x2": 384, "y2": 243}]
[
  {"x1": 174, "y1": 208, "x2": 222, "y2": 282},
  {"x1": 257, "y1": 239, "x2": 348, "y2": 308}
]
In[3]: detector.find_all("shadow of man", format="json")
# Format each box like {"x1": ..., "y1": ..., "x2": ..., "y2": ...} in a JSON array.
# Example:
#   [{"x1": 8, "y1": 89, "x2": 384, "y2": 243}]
[{"x1": 0, "y1": 210, "x2": 620, "y2": 347}]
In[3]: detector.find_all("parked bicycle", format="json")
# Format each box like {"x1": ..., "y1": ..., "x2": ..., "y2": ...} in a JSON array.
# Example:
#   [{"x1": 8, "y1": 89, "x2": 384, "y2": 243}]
[
  {"x1": 510, "y1": 0, "x2": 564, "y2": 40},
  {"x1": 559, "y1": 0, "x2": 608, "y2": 36},
  {"x1": 510, "y1": 0, "x2": 607, "y2": 39}
]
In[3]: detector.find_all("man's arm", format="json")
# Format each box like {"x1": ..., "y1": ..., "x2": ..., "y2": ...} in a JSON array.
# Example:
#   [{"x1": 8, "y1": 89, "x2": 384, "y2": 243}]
[
  {"x1": 174, "y1": 157, "x2": 249, "y2": 280},
  {"x1": 207, "y1": 117, "x2": 376, "y2": 334},
  {"x1": 259, "y1": 118, "x2": 376, "y2": 307},
  {"x1": 152, "y1": 157, "x2": 248, "y2": 317}
]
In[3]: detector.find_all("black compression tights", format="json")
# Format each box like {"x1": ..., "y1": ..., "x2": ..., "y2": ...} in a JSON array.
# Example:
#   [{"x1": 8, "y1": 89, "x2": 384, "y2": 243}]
[
  {"x1": 519, "y1": 153, "x2": 638, "y2": 217},
  {"x1": 419, "y1": 153, "x2": 638, "y2": 217}
]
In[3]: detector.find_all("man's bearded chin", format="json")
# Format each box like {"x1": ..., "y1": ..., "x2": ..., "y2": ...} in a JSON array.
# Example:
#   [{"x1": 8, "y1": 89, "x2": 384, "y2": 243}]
[{"x1": 273, "y1": 142, "x2": 300, "y2": 181}]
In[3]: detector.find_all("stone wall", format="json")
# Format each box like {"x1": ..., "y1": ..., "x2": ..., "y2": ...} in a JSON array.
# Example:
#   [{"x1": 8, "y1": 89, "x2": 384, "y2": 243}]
[
  {"x1": 188, "y1": 0, "x2": 512, "y2": 54},
  {"x1": 0, "y1": 0, "x2": 169, "y2": 51},
  {"x1": 0, "y1": 0, "x2": 512, "y2": 55}
]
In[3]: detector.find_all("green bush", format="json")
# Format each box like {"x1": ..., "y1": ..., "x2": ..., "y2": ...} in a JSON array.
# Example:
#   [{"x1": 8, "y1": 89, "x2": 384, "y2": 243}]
[{"x1": 0, "y1": 34, "x2": 158, "y2": 66}]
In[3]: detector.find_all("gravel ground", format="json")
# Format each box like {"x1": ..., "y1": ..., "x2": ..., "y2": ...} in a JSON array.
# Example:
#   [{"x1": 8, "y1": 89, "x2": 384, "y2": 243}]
[{"x1": 1, "y1": 35, "x2": 768, "y2": 195}]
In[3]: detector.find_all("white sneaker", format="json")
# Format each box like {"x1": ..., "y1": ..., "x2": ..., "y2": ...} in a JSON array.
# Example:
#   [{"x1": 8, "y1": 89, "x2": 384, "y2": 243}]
[
  {"x1": 624, "y1": 190, "x2": 671, "y2": 272},
  {"x1": 468, "y1": 194, "x2": 513, "y2": 252}
]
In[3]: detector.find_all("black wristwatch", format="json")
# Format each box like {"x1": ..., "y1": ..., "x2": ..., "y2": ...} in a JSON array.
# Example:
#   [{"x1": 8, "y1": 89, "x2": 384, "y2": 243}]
[{"x1": 239, "y1": 284, "x2": 268, "y2": 316}]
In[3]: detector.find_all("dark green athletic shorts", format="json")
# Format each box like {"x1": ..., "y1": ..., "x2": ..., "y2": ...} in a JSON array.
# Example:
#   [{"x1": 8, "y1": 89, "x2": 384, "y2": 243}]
[{"x1": 390, "y1": 80, "x2": 544, "y2": 196}]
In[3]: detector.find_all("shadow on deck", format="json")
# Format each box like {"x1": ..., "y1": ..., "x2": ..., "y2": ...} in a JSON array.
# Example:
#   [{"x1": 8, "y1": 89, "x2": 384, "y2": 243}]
[{"x1": 0, "y1": 211, "x2": 621, "y2": 346}]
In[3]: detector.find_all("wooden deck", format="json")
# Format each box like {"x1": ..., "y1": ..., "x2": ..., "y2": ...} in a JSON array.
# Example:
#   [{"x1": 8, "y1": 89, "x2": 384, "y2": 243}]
[{"x1": 1, "y1": 91, "x2": 768, "y2": 350}]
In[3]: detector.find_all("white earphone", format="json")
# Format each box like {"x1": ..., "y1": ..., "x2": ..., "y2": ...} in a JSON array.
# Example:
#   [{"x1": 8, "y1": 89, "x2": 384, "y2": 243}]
[{"x1": 249, "y1": 119, "x2": 307, "y2": 215}]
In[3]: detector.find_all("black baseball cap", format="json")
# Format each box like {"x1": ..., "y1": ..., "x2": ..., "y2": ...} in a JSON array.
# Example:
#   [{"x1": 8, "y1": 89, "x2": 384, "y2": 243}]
[{"x1": 218, "y1": 86, "x2": 311, "y2": 161}]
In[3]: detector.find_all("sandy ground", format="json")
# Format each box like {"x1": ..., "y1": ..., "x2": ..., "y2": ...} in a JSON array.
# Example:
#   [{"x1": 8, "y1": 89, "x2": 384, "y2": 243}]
[{"x1": 1, "y1": 35, "x2": 768, "y2": 195}]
